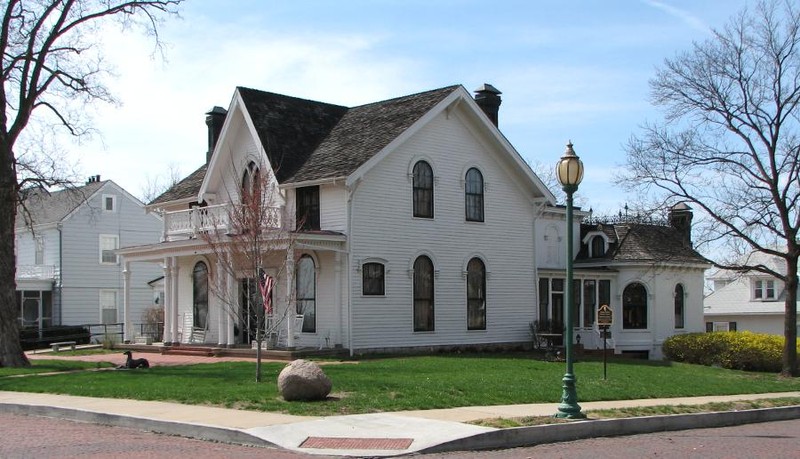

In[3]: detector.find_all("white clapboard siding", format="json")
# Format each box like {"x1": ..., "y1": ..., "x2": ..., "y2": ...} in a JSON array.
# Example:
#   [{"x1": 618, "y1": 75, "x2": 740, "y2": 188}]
[{"x1": 348, "y1": 109, "x2": 537, "y2": 351}]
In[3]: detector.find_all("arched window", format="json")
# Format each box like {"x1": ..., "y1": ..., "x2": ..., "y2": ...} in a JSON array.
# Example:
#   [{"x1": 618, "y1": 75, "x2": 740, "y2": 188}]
[
  {"x1": 241, "y1": 161, "x2": 259, "y2": 204},
  {"x1": 412, "y1": 161, "x2": 433, "y2": 218},
  {"x1": 591, "y1": 235, "x2": 605, "y2": 258},
  {"x1": 674, "y1": 284, "x2": 685, "y2": 329},
  {"x1": 465, "y1": 168, "x2": 484, "y2": 222},
  {"x1": 413, "y1": 256, "x2": 434, "y2": 331},
  {"x1": 622, "y1": 282, "x2": 647, "y2": 329},
  {"x1": 296, "y1": 255, "x2": 316, "y2": 333},
  {"x1": 466, "y1": 258, "x2": 486, "y2": 330},
  {"x1": 192, "y1": 262, "x2": 209, "y2": 330}
]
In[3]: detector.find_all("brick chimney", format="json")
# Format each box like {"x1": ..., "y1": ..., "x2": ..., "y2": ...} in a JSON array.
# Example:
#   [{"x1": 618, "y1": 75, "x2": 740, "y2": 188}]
[
  {"x1": 669, "y1": 202, "x2": 694, "y2": 246},
  {"x1": 473, "y1": 83, "x2": 502, "y2": 127},
  {"x1": 205, "y1": 106, "x2": 227, "y2": 164}
]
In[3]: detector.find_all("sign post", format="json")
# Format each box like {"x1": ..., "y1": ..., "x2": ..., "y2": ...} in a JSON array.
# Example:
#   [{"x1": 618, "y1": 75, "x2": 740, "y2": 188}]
[{"x1": 597, "y1": 304, "x2": 613, "y2": 380}]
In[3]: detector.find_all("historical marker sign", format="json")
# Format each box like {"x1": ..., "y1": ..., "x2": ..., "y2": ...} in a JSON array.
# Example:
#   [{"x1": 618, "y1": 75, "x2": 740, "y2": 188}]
[{"x1": 597, "y1": 304, "x2": 613, "y2": 326}]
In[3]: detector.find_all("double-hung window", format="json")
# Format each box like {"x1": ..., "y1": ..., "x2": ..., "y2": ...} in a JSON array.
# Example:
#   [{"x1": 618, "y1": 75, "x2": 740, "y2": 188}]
[{"x1": 99, "y1": 235, "x2": 119, "y2": 264}]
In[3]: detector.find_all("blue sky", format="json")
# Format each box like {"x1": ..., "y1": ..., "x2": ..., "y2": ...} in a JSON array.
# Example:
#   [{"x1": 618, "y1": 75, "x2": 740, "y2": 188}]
[{"x1": 74, "y1": 0, "x2": 751, "y2": 213}]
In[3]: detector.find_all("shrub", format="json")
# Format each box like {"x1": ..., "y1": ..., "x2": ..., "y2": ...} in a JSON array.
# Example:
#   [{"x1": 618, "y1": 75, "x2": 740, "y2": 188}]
[{"x1": 663, "y1": 331, "x2": 795, "y2": 373}]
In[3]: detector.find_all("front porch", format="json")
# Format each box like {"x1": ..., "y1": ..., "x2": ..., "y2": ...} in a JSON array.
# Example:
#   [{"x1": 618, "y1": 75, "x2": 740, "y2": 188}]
[{"x1": 116, "y1": 342, "x2": 346, "y2": 361}]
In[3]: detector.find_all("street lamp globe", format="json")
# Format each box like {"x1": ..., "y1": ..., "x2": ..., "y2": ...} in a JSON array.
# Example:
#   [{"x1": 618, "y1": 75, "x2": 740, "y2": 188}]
[{"x1": 556, "y1": 142, "x2": 584, "y2": 190}]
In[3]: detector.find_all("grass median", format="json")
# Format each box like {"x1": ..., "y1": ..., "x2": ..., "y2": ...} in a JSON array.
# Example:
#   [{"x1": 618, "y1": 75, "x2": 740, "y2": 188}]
[{"x1": 1, "y1": 353, "x2": 798, "y2": 417}]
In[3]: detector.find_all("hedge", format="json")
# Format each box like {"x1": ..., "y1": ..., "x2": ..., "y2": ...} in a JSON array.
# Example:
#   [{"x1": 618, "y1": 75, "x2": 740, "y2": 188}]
[
  {"x1": 662, "y1": 331, "x2": 798, "y2": 373},
  {"x1": 19, "y1": 326, "x2": 91, "y2": 351}
]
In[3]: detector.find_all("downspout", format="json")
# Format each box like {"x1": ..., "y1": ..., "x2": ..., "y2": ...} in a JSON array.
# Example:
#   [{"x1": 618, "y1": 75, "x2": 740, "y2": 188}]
[
  {"x1": 346, "y1": 178, "x2": 361, "y2": 357},
  {"x1": 57, "y1": 223, "x2": 63, "y2": 326}
]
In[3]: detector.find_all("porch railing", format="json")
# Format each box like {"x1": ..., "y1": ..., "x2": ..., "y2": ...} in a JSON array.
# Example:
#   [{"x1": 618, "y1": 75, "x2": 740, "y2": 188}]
[
  {"x1": 162, "y1": 203, "x2": 283, "y2": 241},
  {"x1": 16, "y1": 265, "x2": 57, "y2": 281}
]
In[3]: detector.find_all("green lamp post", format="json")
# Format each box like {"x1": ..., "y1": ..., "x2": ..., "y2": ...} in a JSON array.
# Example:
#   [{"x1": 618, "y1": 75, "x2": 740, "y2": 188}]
[{"x1": 555, "y1": 141, "x2": 586, "y2": 419}]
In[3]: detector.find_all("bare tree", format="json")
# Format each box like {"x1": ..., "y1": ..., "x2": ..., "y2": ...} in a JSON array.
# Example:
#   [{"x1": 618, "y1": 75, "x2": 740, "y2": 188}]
[
  {"x1": 139, "y1": 162, "x2": 183, "y2": 203},
  {"x1": 617, "y1": 0, "x2": 800, "y2": 376},
  {"x1": 0, "y1": 1, "x2": 183, "y2": 367},
  {"x1": 199, "y1": 159, "x2": 299, "y2": 382}
]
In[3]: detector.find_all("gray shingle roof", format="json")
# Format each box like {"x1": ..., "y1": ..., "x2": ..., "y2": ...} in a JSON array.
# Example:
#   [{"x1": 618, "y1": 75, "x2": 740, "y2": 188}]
[
  {"x1": 16, "y1": 181, "x2": 106, "y2": 228},
  {"x1": 149, "y1": 85, "x2": 461, "y2": 205},
  {"x1": 577, "y1": 222, "x2": 708, "y2": 265}
]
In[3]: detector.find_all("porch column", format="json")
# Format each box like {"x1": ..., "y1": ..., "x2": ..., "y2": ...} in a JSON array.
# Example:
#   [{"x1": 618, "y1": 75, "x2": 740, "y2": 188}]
[
  {"x1": 162, "y1": 259, "x2": 172, "y2": 343},
  {"x1": 122, "y1": 261, "x2": 131, "y2": 342},
  {"x1": 216, "y1": 257, "x2": 226, "y2": 346},
  {"x1": 286, "y1": 249, "x2": 296, "y2": 349},
  {"x1": 171, "y1": 258, "x2": 180, "y2": 344},
  {"x1": 226, "y1": 270, "x2": 235, "y2": 346},
  {"x1": 335, "y1": 252, "x2": 342, "y2": 347}
]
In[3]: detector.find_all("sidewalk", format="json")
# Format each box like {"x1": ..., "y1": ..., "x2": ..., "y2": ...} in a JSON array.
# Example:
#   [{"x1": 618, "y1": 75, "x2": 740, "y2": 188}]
[
  {"x1": 3, "y1": 390, "x2": 799, "y2": 457},
  {"x1": 7, "y1": 352, "x2": 800, "y2": 457}
]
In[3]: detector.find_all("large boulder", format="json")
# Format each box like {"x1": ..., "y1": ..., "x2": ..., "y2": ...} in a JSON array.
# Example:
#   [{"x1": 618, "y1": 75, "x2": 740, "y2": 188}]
[{"x1": 277, "y1": 359, "x2": 332, "y2": 401}]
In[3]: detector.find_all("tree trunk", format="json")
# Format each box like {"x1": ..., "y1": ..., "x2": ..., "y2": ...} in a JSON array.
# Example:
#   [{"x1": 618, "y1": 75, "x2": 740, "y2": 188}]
[
  {"x1": 0, "y1": 142, "x2": 30, "y2": 367},
  {"x1": 783, "y1": 256, "x2": 798, "y2": 377}
]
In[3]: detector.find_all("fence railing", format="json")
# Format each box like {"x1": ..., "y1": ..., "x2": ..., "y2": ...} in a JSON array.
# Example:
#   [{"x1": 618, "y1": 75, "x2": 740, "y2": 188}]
[{"x1": 162, "y1": 203, "x2": 283, "y2": 241}]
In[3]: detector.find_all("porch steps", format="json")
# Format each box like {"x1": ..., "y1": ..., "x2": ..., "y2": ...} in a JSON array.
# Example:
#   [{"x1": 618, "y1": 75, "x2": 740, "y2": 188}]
[{"x1": 161, "y1": 346, "x2": 215, "y2": 357}]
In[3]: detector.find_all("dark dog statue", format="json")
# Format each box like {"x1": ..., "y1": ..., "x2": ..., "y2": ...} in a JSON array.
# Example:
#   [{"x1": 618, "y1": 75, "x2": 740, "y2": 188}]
[{"x1": 122, "y1": 351, "x2": 150, "y2": 369}]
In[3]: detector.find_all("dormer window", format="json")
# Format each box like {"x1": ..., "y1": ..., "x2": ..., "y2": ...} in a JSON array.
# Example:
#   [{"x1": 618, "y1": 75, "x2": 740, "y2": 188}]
[
  {"x1": 753, "y1": 279, "x2": 776, "y2": 300},
  {"x1": 590, "y1": 235, "x2": 605, "y2": 258},
  {"x1": 583, "y1": 232, "x2": 608, "y2": 258}
]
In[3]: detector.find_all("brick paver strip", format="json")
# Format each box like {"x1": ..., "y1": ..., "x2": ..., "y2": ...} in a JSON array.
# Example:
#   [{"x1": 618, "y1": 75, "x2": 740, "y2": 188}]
[{"x1": 300, "y1": 436, "x2": 413, "y2": 450}]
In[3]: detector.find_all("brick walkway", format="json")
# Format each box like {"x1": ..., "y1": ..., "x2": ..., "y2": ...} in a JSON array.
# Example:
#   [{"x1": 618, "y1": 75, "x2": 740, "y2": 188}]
[{"x1": 26, "y1": 351, "x2": 259, "y2": 367}]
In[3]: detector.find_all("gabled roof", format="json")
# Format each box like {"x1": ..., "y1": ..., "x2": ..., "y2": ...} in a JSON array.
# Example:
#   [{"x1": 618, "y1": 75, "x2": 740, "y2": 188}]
[
  {"x1": 576, "y1": 222, "x2": 708, "y2": 265},
  {"x1": 150, "y1": 85, "x2": 472, "y2": 205},
  {"x1": 705, "y1": 276, "x2": 794, "y2": 316},
  {"x1": 16, "y1": 180, "x2": 107, "y2": 228}
]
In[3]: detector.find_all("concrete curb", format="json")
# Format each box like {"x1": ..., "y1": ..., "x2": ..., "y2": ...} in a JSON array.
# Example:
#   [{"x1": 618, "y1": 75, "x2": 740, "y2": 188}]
[
  {"x1": 0, "y1": 403, "x2": 277, "y2": 449},
  {"x1": 419, "y1": 405, "x2": 800, "y2": 454}
]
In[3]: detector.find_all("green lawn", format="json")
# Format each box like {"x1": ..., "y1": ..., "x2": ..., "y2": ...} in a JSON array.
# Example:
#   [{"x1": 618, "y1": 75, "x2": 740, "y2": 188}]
[{"x1": 1, "y1": 354, "x2": 798, "y2": 416}]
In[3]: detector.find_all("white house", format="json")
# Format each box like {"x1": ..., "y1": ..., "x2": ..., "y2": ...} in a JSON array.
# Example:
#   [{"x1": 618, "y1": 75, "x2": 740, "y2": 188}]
[
  {"x1": 15, "y1": 178, "x2": 163, "y2": 340},
  {"x1": 119, "y1": 84, "x2": 708, "y2": 359},
  {"x1": 704, "y1": 252, "x2": 798, "y2": 336},
  {"x1": 542, "y1": 203, "x2": 710, "y2": 359}
]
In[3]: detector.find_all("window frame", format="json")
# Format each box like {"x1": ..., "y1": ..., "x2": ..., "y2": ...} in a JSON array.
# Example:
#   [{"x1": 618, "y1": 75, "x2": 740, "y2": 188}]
[
  {"x1": 464, "y1": 167, "x2": 484, "y2": 222},
  {"x1": 192, "y1": 261, "x2": 209, "y2": 330},
  {"x1": 622, "y1": 282, "x2": 648, "y2": 330},
  {"x1": 413, "y1": 255, "x2": 435, "y2": 332},
  {"x1": 99, "y1": 289, "x2": 118, "y2": 324},
  {"x1": 362, "y1": 262, "x2": 386, "y2": 296},
  {"x1": 99, "y1": 234, "x2": 119, "y2": 265},
  {"x1": 466, "y1": 257, "x2": 486, "y2": 330},
  {"x1": 412, "y1": 161, "x2": 434, "y2": 218},
  {"x1": 753, "y1": 279, "x2": 776, "y2": 300},
  {"x1": 674, "y1": 283, "x2": 685, "y2": 329},
  {"x1": 296, "y1": 255, "x2": 317, "y2": 333},
  {"x1": 296, "y1": 186, "x2": 321, "y2": 231},
  {"x1": 102, "y1": 194, "x2": 117, "y2": 212}
]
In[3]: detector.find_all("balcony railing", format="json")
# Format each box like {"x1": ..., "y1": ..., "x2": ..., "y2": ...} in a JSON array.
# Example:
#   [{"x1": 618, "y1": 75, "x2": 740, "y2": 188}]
[
  {"x1": 163, "y1": 203, "x2": 283, "y2": 241},
  {"x1": 16, "y1": 265, "x2": 57, "y2": 281}
]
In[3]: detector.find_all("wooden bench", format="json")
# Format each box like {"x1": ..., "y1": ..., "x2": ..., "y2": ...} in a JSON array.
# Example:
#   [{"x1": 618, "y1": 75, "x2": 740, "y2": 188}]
[{"x1": 51, "y1": 341, "x2": 76, "y2": 352}]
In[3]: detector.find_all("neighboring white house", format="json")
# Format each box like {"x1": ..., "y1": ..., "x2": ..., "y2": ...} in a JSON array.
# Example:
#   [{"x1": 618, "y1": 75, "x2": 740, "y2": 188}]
[
  {"x1": 15, "y1": 178, "x2": 163, "y2": 339},
  {"x1": 118, "y1": 83, "x2": 708, "y2": 359},
  {"x1": 704, "y1": 252, "x2": 799, "y2": 336}
]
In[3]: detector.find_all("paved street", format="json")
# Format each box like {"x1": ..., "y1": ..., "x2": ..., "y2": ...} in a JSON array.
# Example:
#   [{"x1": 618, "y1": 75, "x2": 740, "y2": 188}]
[
  {"x1": 416, "y1": 418, "x2": 800, "y2": 459},
  {"x1": 0, "y1": 412, "x2": 331, "y2": 459},
  {"x1": 2, "y1": 411, "x2": 798, "y2": 458}
]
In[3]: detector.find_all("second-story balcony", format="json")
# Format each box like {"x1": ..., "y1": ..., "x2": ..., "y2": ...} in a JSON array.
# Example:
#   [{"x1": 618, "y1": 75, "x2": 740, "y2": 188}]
[
  {"x1": 162, "y1": 203, "x2": 283, "y2": 241},
  {"x1": 16, "y1": 265, "x2": 58, "y2": 281}
]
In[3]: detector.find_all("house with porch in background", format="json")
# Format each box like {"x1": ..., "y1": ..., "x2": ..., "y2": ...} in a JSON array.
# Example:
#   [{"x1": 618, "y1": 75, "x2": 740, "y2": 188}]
[
  {"x1": 118, "y1": 83, "x2": 708, "y2": 359},
  {"x1": 15, "y1": 178, "x2": 163, "y2": 340}
]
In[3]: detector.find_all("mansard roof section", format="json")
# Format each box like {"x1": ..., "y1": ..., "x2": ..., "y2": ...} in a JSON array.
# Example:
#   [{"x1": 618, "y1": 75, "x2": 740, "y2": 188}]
[{"x1": 576, "y1": 222, "x2": 708, "y2": 265}]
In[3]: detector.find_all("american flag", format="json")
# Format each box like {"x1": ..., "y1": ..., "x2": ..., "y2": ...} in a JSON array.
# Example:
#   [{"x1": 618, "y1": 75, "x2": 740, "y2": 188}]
[{"x1": 258, "y1": 270, "x2": 274, "y2": 314}]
